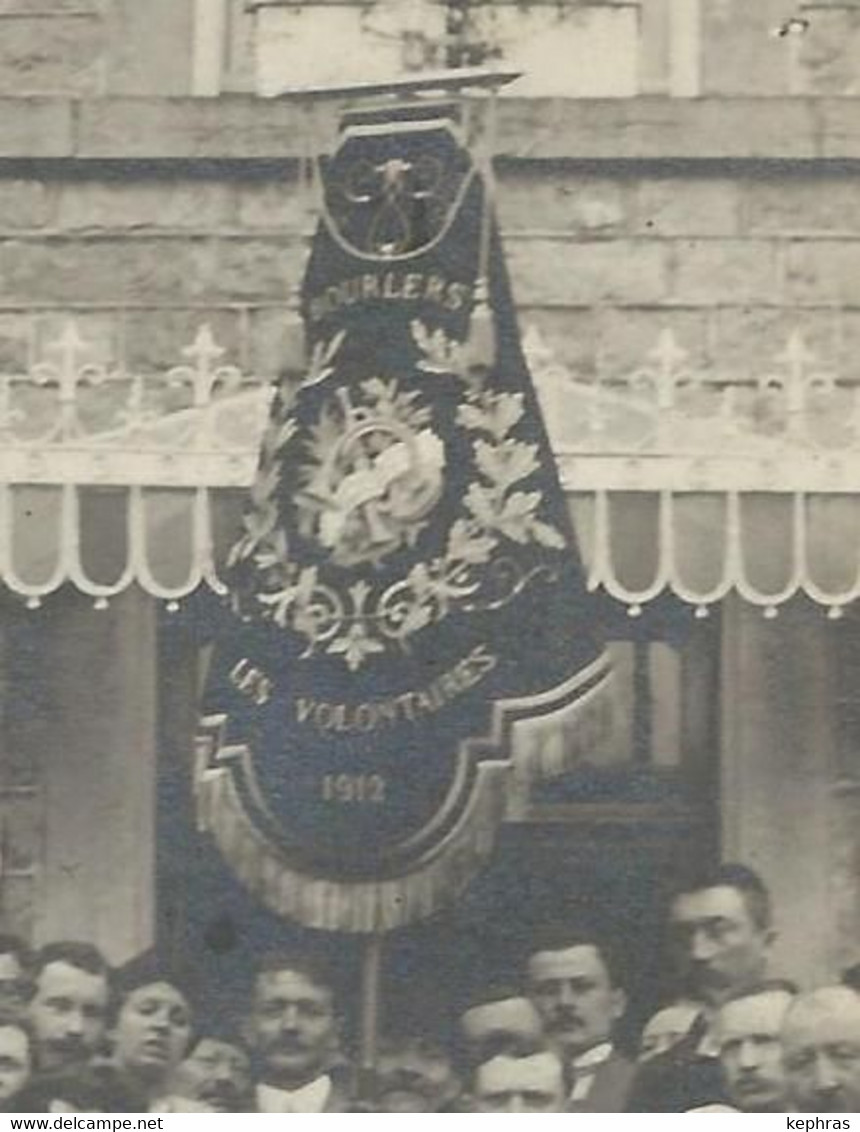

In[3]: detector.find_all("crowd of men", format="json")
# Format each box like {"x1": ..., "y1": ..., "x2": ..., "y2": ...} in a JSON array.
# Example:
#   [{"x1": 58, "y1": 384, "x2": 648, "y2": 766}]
[{"x1": 0, "y1": 863, "x2": 859, "y2": 1112}]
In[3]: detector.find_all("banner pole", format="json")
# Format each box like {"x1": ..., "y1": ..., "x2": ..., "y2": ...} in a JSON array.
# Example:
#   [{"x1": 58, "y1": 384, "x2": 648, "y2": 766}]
[{"x1": 357, "y1": 932, "x2": 384, "y2": 1102}]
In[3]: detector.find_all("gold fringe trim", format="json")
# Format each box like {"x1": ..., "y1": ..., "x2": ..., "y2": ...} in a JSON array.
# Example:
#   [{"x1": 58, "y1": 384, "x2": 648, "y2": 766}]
[
  {"x1": 194, "y1": 653, "x2": 613, "y2": 933},
  {"x1": 195, "y1": 740, "x2": 510, "y2": 933},
  {"x1": 509, "y1": 652, "x2": 617, "y2": 788}
]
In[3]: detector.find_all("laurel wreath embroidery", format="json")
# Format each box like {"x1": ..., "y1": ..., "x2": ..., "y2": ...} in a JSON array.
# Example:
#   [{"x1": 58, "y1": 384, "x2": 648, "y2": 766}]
[
  {"x1": 294, "y1": 376, "x2": 445, "y2": 568},
  {"x1": 228, "y1": 323, "x2": 565, "y2": 671}
]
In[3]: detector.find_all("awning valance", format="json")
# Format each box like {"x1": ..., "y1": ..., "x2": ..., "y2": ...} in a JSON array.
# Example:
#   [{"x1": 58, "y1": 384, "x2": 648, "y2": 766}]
[
  {"x1": 3, "y1": 484, "x2": 858, "y2": 615},
  {"x1": 2, "y1": 321, "x2": 858, "y2": 613}
]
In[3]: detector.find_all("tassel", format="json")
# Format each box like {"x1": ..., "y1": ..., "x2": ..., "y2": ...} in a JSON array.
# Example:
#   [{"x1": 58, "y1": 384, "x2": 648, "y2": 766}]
[
  {"x1": 464, "y1": 276, "x2": 496, "y2": 372},
  {"x1": 280, "y1": 285, "x2": 306, "y2": 383}
]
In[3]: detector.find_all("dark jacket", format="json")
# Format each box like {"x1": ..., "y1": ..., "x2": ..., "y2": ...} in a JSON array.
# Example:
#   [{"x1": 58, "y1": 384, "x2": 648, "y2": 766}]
[
  {"x1": 567, "y1": 1053, "x2": 637, "y2": 1113},
  {"x1": 7, "y1": 1066, "x2": 145, "y2": 1113},
  {"x1": 626, "y1": 1024, "x2": 729, "y2": 1113}
]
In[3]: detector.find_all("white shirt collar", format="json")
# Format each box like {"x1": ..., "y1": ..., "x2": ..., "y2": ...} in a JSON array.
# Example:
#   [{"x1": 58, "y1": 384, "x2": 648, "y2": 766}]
[
  {"x1": 572, "y1": 1041, "x2": 613, "y2": 1071},
  {"x1": 569, "y1": 1042, "x2": 614, "y2": 1102},
  {"x1": 257, "y1": 1075, "x2": 332, "y2": 1113},
  {"x1": 670, "y1": 998, "x2": 719, "y2": 1057}
]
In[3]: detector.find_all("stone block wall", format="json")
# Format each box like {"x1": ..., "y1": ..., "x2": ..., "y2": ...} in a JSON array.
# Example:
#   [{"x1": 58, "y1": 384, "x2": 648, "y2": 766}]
[
  {"x1": 0, "y1": 2, "x2": 108, "y2": 96},
  {"x1": 2, "y1": 161, "x2": 859, "y2": 395},
  {"x1": 499, "y1": 164, "x2": 860, "y2": 386},
  {"x1": 702, "y1": 0, "x2": 860, "y2": 95},
  {"x1": 0, "y1": 0, "x2": 195, "y2": 97}
]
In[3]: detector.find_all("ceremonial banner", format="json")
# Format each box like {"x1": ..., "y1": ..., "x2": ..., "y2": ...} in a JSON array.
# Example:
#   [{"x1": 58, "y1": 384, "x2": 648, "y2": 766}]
[{"x1": 196, "y1": 100, "x2": 613, "y2": 932}]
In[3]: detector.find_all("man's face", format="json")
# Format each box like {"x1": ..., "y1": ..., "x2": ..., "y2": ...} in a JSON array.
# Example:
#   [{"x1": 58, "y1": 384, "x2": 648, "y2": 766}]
[
  {"x1": 717, "y1": 990, "x2": 793, "y2": 1112},
  {"x1": 0, "y1": 953, "x2": 27, "y2": 1014},
  {"x1": 247, "y1": 969, "x2": 338, "y2": 1088},
  {"x1": 783, "y1": 988, "x2": 860, "y2": 1113},
  {"x1": 0, "y1": 1025, "x2": 31, "y2": 1100},
  {"x1": 527, "y1": 944, "x2": 625, "y2": 1058},
  {"x1": 473, "y1": 1052, "x2": 565, "y2": 1113},
  {"x1": 169, "y1": 1038, "x2": 251, "y2": 1112},
  {"x1": 670, "y1": 886, "x2": 770, "y2": 1006},
  {"x1": 460, "y1": 997, "x2": 544, "y2": 1063},
  {"x1": 114, "y1": 981, "x2": 192, "y2": 1079},
  {"x1": 28, "y1": 960, "x2": 109, "y2": 1071},
  {"x1": 639, "y1": 1002, "x2": 700, "y2": 1062},
  {"x1": 374, "y1": 1038, "x2": 459, "y2": 1112}
]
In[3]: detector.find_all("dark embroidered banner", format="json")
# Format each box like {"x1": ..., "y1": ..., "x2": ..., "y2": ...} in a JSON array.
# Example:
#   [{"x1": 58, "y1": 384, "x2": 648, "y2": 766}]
[{"x1": 196, "y1": 103, "x2": 613, "y2": 932}]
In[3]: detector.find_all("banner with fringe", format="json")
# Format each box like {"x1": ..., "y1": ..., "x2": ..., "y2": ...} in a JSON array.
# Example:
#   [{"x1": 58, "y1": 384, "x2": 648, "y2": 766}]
[{"x1": 196, "y1": 97, "x2": 613, "y2": 933}]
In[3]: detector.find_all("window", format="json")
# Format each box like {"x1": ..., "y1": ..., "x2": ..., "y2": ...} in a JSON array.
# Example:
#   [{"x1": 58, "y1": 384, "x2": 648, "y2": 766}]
[
  {"x1": 222, "y1": 1, "x2": 695, "y2": 99},
  {"x1": 527, "y1": 594, "x2": 720, "y2": 813}
]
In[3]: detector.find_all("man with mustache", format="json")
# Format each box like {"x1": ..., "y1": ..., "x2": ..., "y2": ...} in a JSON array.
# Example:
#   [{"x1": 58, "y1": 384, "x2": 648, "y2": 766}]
[
  {"x1": 670, "y1": 865, "x2": 774, "y2": 1013},
  {"x1": 159, "y1": 1035, "x2": 252, "y2": 1112},
  {"x1": 368, "y1": 1033, "x2": 460, "y2": 1112},
  {"x1": 525, "y1": 932, "x2": 634, "y2": 1111},
  {"x1": 628, "y1": 863, "x2": 777, "y2": 1111},
  {"x1": 714, "y1": 980, "x2": 796, "y2": 1112},
  {"x1": 0, "y1": 937, "x2": 31, "y2": 1017},
  {"x1": 782, "y1": 986, "x2": 860, "y2": 1113},
  {"x1": 245, "y1": 951, "x2": 353, "y2": 1112},
  {"x1": 27, "y1": 942, "x2": 111, "y2": 1075}
]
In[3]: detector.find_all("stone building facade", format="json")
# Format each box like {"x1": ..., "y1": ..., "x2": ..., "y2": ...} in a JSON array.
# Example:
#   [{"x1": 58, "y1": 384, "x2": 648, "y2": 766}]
[{"x1": 0, "y1": 0, "x2": 859, "y2": 1006}]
